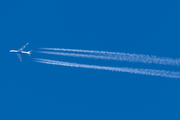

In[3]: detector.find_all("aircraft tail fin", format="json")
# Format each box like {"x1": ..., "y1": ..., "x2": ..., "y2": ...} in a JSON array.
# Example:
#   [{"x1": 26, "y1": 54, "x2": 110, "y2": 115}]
[{"x1": 28, "y1": 50, "x2": 33, "y2": 56}]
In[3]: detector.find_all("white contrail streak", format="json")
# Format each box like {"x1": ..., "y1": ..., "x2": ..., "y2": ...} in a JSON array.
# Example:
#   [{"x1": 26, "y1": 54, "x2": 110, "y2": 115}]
[
  {"x1": 37, "y1": 51, "x2": 135, "y2": 61},
  {"x1": 37, "y1": 50, "x2": 180, "y2": 66},
  {"x1": 34, "y1": 58, "x2": 180, "y2": 79},
  {"x1": 39, "y1": 47, "x2": 124, "y2": 55}
]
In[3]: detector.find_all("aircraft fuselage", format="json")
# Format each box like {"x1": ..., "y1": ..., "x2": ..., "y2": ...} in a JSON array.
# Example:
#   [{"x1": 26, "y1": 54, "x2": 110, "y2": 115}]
[{"x1": 10, "y1": 50, "x2": 31, "y2": 54}]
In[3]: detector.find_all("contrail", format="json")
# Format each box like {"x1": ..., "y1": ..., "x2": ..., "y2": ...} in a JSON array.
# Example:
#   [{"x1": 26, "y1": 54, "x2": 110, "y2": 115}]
[
  {"x1": 34, "y1": 58, "x2": 180, "y2": 79},
  {"x1": 37, "y1": 51, "x2": 136, "y2": 61},
  {"x1": 37, "y1": 50, "x2": 180, "y2": 66},
  {"x1": 39, "y1": 47, "x2": 125, "y2": 55}
]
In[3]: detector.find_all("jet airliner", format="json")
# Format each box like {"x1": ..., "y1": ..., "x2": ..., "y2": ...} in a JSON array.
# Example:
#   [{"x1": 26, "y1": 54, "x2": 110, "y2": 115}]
[{"x1": 10, "y1": 43, "x2": 32, "y2": 62}]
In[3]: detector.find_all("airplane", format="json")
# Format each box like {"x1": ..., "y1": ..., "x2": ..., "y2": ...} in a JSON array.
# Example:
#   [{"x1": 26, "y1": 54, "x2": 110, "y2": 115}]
[{"x1": 10, "y1": 43, "x2": 32, "y2": 62}]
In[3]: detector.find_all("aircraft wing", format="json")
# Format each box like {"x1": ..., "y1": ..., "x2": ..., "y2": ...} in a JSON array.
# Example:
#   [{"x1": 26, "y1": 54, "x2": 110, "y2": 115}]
[
  {"x1": 17, "y1": 54, "x2": 22, "y2": 62},
  {"x1": 19, "y1": 43, "x2": 29, "y2": 51}
]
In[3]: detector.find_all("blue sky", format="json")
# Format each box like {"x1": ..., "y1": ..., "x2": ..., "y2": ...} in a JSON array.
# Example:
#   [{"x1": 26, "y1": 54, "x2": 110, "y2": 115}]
[{"x1": 1, "y1": 0, "x2": 180, "y2": 119}]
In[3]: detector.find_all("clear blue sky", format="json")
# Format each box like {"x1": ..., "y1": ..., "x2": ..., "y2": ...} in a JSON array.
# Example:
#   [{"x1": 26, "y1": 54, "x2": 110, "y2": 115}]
[{"x1": 1, "y1": 0, "x2": 180, "y2": 119}]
